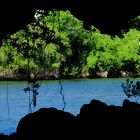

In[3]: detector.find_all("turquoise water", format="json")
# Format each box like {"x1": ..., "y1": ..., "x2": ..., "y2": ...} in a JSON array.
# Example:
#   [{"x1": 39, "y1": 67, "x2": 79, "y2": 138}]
[{"x1": 0, "y1": 78, "x2": 139, "y2": 135}]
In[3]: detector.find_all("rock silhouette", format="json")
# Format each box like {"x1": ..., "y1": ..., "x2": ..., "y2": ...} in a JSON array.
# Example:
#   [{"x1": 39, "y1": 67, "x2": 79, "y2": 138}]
[
  {"x1": 16, "y1": 107, "x2": 77, "y2": 140},
  {"x1": 77, "y1": 99, "x2": 140, "y2": 139},
  {"x1": 1, "y1": 99, "x2": 140, "y2": 140}
]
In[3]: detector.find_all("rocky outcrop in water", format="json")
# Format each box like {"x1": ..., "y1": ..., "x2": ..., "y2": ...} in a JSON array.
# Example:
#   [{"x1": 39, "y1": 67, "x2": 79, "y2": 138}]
[{"x1": 1, "y1": 99, "x2": 140, "y2": 140}]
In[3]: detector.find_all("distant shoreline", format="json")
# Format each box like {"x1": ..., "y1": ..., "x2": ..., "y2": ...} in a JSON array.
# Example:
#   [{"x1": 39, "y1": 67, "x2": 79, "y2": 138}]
[{"x1": 0, "y1": 71, "x2": 139, "y2": 81}]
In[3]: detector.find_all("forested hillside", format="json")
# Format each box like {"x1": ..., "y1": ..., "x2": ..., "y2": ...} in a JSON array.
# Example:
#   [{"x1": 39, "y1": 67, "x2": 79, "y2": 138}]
[{"x1": 0, "y1": 10, "x2": 140, "y2": 80}]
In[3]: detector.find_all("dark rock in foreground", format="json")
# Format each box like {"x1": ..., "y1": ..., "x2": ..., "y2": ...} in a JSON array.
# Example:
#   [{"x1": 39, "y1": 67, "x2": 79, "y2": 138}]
[
  {"x1": 78, "y1": 99, "x2": 140, "y2": 139},
  {"x1": 16, "y1": 108, "x2": 77, "y2": 140},
  {"x1": 1, "y1": 99, "x2": 140, "y2": 140}
]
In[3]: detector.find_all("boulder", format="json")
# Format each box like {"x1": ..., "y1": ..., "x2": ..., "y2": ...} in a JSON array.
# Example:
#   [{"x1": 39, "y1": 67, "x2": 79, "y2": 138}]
[{"x1": 16, "y1": 107, "x2": 77, "y2": 140}]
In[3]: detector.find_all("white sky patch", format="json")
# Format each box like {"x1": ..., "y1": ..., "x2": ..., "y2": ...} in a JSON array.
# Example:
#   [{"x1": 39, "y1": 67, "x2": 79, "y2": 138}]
[{"x1": 34, "y1": 10, "x2": 45, "y2": 19}]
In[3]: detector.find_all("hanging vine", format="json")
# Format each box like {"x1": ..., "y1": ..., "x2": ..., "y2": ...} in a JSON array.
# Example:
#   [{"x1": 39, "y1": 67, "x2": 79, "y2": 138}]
[
  {"x1": 24, "y1": 72, "x2": 40, "y2": 113},
  {"x1": 58, "y1": 80, "x2": 66, "y2": 110},
  {"x1": 6, "y1": 76, "x2": 10, "y2": 119},
  {"x1": 6, "y1": 48, "x2": 10, "y2": 119},
  {"x1": 57, "y1": 10, "x2": 67, "y2": 111},
  {"x1": 22, "y1": 30, "x2": 40, "y2": 113}
]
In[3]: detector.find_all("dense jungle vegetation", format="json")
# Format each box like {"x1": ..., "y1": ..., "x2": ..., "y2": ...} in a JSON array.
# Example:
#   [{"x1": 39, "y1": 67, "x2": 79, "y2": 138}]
[{"x1": 0, "y1": 10, "x2": 140, "y2": 79}]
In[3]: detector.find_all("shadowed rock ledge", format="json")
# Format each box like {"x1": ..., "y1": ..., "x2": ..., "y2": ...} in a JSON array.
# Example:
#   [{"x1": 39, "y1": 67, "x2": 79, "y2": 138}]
[{"x1": 1, "y1": 99, "x2": 140, "y2": 140}]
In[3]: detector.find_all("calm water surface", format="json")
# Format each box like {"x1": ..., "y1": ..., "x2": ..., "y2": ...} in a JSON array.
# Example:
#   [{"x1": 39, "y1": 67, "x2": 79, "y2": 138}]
[{"x1": 0, "y1": 78, "x2": 139, "y2": 134}]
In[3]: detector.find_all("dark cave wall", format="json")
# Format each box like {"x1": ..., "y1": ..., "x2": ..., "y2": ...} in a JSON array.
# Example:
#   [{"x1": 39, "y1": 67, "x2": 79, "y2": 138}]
[{"x1": 0, "y1": 0, "x2": 140, "y2": 40}]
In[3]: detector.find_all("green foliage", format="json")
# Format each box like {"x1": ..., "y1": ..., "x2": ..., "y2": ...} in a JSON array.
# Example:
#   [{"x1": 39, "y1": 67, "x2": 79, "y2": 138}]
[
  {"x1": 0, "y1": 10, "x2": 140, "y2": 79},
  {"x1": 87, "y1": 28, "x2": 140, "y2": 77}
]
